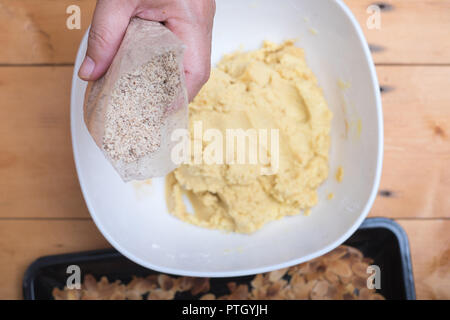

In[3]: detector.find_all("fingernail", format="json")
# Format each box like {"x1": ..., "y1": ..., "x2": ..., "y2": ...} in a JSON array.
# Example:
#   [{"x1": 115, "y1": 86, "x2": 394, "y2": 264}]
[{"x1": 78, "y1": 56, "x2": 95, "y2": 80}]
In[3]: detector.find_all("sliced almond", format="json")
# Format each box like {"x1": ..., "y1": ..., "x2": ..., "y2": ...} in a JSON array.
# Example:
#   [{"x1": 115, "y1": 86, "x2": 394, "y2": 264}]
[
  {"x1": 190, "y1": 277, "x2": 210, "y2": 296},
  {"x1": 268, "y1": 267, "x2": 288, "y2": 282},
  {"x1": 352, "y1": 261, "x2": 370, "y2": 278},
  {"x1": 346, "y1": 246, "x2": 364, "y2": 259},
  {"x1": 328, "y1": 259, "x2": 353, "y2": 278},
  {"x1": 251, "y1": 273, "x2": 265, "y2": 289},
  {"x1": 351, "y1": 276, "x2": 367, "y2": 290},
  {"x1": 158, "y1": 274, "x2": 175, "y2": 291},
  {"x1": 369, "y1": 293, "x2": 385, "y2": 300},
  {"x1": 323, "y1": 246, "x2": 348, "y2": 261},
  {"x1": 358, "y1": 287, "x2": 371, "y2": 300},
  {"x1": 200, "y1": 293, "x2": 216, "y2": 300},
  {"x1": 148, "y1": 288, "x2": 175, "y2": 300},
  {"x1": 310, "y1": 280, "x2": 329, "y2": 300},
  {"x1": 325, "y1": 269, "x2": 340, "y2": 284},
  {"x1": 292, "y1": 279, "x2": 317, "y2": 300},
  {"x1": 83, "y1": 274, "x2": 98, "y2": 292},
  {"x1": 178, "y1": 276, "x2": 195, "y2": 292},
  {"x1": 126, "y1": 276, "x2": 156, "y2": 296},
  {"x1": 227, "y1": 284, "x2": 250, "y2": 300},
  {"x1": 51, "y1": 245, "x2": 386, "y2": 301}
]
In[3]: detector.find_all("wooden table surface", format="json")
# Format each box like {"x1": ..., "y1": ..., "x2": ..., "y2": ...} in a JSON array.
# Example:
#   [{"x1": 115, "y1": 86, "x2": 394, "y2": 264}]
[{"x1": 0, "y1": 0, "x2": 449, "y2": 300}]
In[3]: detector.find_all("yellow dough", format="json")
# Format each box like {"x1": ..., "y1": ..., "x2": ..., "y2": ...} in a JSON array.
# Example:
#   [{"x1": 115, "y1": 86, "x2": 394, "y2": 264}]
[{"x1": 165, "y1": 41, "x2": 332, "y2": 233}]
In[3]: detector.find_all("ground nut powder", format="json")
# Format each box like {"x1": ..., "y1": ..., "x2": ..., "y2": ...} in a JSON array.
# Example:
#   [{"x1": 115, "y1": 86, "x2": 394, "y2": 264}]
[{"x1": 102, "y1": 51, "x2": 182, "y2": 164}]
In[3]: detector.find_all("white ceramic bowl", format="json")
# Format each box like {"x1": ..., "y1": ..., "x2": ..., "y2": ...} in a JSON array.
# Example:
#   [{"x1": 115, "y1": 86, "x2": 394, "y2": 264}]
[{"x1": 71, "y1": 0, "x2": 383, "y2": 277}]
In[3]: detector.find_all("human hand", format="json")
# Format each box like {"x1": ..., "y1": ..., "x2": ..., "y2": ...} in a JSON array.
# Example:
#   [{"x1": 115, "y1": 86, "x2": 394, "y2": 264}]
[{"x1": 78, "y1": 0, "x2": 215, "y2": 101}]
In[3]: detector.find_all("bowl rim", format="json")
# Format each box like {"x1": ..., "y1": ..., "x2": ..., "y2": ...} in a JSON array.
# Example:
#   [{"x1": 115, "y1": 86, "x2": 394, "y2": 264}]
[{"x1": 70, "y1": 0, "x2": 384, "y2": 277}]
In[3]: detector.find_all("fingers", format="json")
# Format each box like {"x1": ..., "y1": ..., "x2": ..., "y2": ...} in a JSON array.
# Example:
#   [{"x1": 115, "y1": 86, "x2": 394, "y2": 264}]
[
  {"x1": 178, "y1": 24, "x2": 213, "y2": 102},
  {"x1": 165, "y1": 1, "x2": 215, "y2": 101},
  {"x1": 79, "y1": 0, "x2": 216, "y2": 103},
  {"x1": 78, "y1": 0, "x2": 135, "y2": 81}
]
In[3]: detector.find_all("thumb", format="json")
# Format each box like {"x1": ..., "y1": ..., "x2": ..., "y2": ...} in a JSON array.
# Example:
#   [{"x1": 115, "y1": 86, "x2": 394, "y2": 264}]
[{"x1": 78, "y1": 0, "x2": 134, "y2": 81}]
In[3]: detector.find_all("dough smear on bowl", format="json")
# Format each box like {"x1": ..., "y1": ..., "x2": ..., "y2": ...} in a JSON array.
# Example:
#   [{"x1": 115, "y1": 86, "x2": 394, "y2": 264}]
[{"x1": 166, "y1": 40, "x2": 332, "y2": 233}]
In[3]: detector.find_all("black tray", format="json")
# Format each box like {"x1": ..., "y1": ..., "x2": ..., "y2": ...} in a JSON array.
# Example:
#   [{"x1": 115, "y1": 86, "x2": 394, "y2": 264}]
[{"x1": 23, "y1": 217, "x2": 416, "y2": 300}]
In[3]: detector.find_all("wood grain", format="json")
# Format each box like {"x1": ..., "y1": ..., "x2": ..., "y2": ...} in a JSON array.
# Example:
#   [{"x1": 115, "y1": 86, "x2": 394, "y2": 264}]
[
  {"x1": 0, "y1": 219, "x2": 109, "y2": 300},
  {"x1": 345, "y1": 0, "x2": 450, "y2": 64},
  {"x1": 0, "y1": 0, "x2": 95, "y2": 64},
  {"x1": 398, "y1": 219, "x2": 450, "y2": 300},
  {"x1": 369, "y1": 66, "x2": 450, "y2": 218},
  {"x1": 0, "y1": 0, "x2": 449, "y2": 64},
  {"x1": 0, "y1": 66, "x2": 90, "y2": 218}
]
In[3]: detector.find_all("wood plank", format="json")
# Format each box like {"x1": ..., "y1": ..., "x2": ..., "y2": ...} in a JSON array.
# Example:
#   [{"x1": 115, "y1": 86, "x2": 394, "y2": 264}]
[
  {"x1": 0, "y1": 219, "x2": 109, "y2": 300},
  {"x1": 398, "y1": 219, "x2": 450, "y2": 300},
  {"x1": 345, "y1": 0, "x2": 450, "y2": 64},
  {"x1": 0, "y1": 0, "x2": 95, "y2": 64},
  {"x1": 369, "y1": 66, "x2": 450, "y2": 219},
  {"x1": 0, "y1": 0, "x2": 449, "y2": 64},
  {"x1": 0, "y1": 66, "x2": 90, "y2": 218}
]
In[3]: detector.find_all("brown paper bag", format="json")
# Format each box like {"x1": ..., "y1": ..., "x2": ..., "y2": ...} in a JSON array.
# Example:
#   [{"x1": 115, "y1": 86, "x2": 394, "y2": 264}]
[{"x1": 84, "y1": 18, "x2": 188, "y2": 181}]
